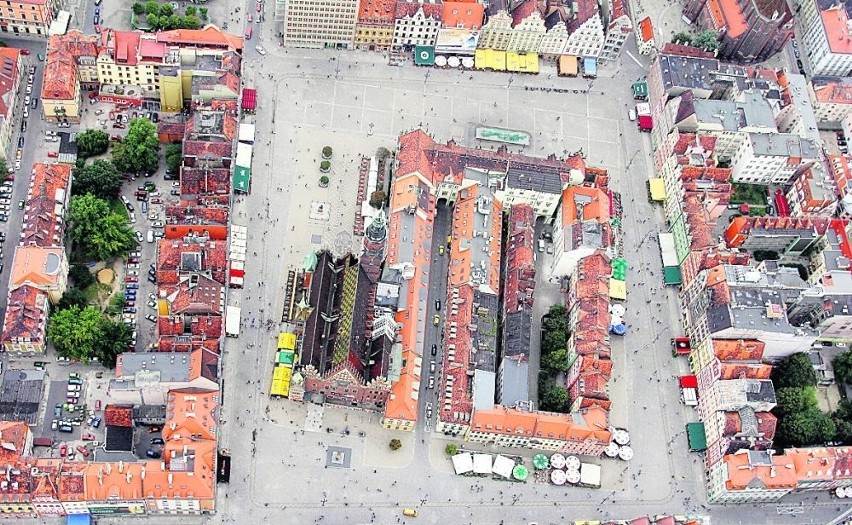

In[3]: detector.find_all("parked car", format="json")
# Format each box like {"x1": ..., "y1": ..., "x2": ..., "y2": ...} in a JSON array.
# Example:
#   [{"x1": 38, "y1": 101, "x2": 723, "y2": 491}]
[
  {"x1": 54, "y1": 404, "x2": 62, "y2": 418},
  {"x1": 122, "y1": 307, "x2": 137, "y2": 314},
  {"x1": 92, "y1": 417, "x2": 101, "y2": 428},
  {"x1": 77, "y1": 445, "x2": 90, "y2": 457},
  {"x1": 146, "y1": 314, "x2": 157, "y2": 323},
  {"x1": 148, "y1": 426, "x2": 161, "y2": 433},
  {"x1": 431, "y1": 344, "x2": 437, "y2": 357},
  {"x1": 51, "y1": 419, "x2": 58, "y2": 430},
  {"x1": 59, "y1": 444, "x2": 68, "y2": 456},
  {"x1": 146, "y1": 450, "x2": 161, "y2": 458},
  {"x1": 151, "y1": 437, "x2": 165, "y2": 445},
  {"x1": 125, "y1": 276, "x2": 138, "y2": 283},
  {"x1": 66, "y1": 384, "x2": 80, "y2": 392}
]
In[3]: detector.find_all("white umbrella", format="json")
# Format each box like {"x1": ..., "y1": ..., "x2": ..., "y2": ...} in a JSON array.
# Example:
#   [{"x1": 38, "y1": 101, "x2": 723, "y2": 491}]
[
  {"x1": 613, "y1": 430, "x2": 630, "y2": 445},
  {"x1": 610, "y1": 304, "x2": 626, "y2": 317},
  {"x1": 550, "y1": 469, "x2": 567, "y2": 485},
  {"x1": 435, "y1": 56, "x2": 448, "y2": 67},
  {"x1": 604, "y1": 442, "x2": 619, "y2": 457},
  {"x1": 448, "y1": 56, "x2": 461, "y2": 68},
  {"x1": 566, "y1": 469, "x2": 581, "y2": 484},
  {"x1": 566, "y1": 455, "x2": 581, "y2": 470},
  {"x1": 618, "y1": 446, "x2": 634, "y2": 461},
  {"x1": 550, "y1": 453, "x2": 566, "y2": 469},
  {"x1": 462, "y1": 57, "x2": 474, "y2": 68}
]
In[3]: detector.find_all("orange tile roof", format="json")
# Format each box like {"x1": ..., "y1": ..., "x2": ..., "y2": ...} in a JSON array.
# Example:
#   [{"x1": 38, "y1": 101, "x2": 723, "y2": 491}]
[
  {"x1": 470, "y1": 405, "x2": 611, "y2": 443},
  {"x1": 448, "y1": 183, "x2": 503, "y2": 292},
  {"x1": 396, "y1": 130, "x2": 436, "y2": 183},
  {"x1": 722, "y1": 450, "x2": 798, "y2": 491},
  {"x1": 164, "y1": 388, "x2": 218, "y2": 442},
  {"x1": 812, "y1": 79, "x2": 852, "y2": 104},
  {"x1": 0, "y1": 421, "x2": 28, "y2": 462},
  {"x1": 112, "y1": 31, "x2": 141, "y2": 66},
  {"x1": 22, "y1": 163, "x2": 72, "y2": 248},
  {"x1": 10, "y1": 247, "x2": 64, "y2": 288},
  {"x1": 85, "y1": 461, "x2": 145, "y2": 502},
  {"x1": 638, "y1": 17, "x2": 654, "y2": 43},
  {"x1": 31, "y1": 458, "x2": 62, "y2": 502},
  {"x1": 821, "y1": 5, "x2": 852, "y2": 55},
  {"x1": 560, "y1": 186, "x2": 610, "y2": 227},
  {"x1": 156, "y1": 25, "x2": 244, "y2": 51},
  {"x1": 443, "y1": 1, "x2": 484, "y2": 29},
  {"x1": 104, "y1": 405, "x2": 133, "y2": 427}
]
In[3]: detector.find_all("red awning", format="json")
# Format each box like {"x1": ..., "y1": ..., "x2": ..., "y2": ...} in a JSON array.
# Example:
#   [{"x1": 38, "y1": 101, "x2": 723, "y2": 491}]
[
  {"x1": 229, "y1": 267, "x2": 245, "y2": 277},
  {"x1": 242, "y1": 89, "x2": 257, "y2": 110},
  {"x1": 679, "y1": 375, "x2": 698, "y2": 388},
  {"x1": 673, "y1": 336, "x2": 691, "y2": 354}
]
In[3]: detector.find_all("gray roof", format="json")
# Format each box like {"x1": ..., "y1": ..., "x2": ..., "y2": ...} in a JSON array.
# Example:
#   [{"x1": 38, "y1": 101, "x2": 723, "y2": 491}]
[
  {"x1": 0, "y1": 369, "x2": 44, "y2": 425},
  {"x1": 691, "y1": 95, "x2": 776, "y2": 132},
  {"x1": 658, "y1": 54, "x2": 721, "y2": 92},
  {"x1": 118, "y1": 352, "x2": 194, "y2": 382},
  {"x1": 472, "y1": 370, "x2": 496, "y2": 411},
  {"x1": 750, "y1": 133, "x2": 819, "y2": 159},
  {"x1": 498, "y1": 356, "x2": 529, "y2": 407},
  {"x1": 471, "y1": 290, "x2": 499, "y2": 372},
  {"x1": 502, "y1": 309, "x2": 532, "y2": 359},
  {"x1": 506, "y1": 167, "x2": 563, "y2": 194}
]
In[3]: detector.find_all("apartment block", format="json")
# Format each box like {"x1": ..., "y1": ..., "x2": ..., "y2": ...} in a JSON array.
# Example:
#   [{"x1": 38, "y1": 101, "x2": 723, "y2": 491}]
[
  {"x1": 728, "y1": 133, "x2": 819, "y2": 184},
  {"x1": 786, "y1": 163, "x2": 837, "y2": 216},
  {"x1": 549, "y1": 185, "x2": 611, "y2": 278},
  {"x1": 707, "y1": 449, "x2": 797, "y2": 503},
  {"x1": 42, "y1": 31, "x2": 99, "y2": 123},
  {"x1": 797, "y1": 0, "x2": 852, "y2": 77},
  {"x1": 279, "y1": 0, "x2": 359, "y2": 48},
  {"x1": 809, "y1": 77, "x2": 852, "y2": 127}
]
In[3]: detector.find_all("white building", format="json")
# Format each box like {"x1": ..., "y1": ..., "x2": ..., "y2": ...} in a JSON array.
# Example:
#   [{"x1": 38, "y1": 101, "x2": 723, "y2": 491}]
[
  {"x1": 730, "y1": 133, "x2": 820, "y2": 184},
  {"x1": 538, "y1": 23, "x2": 568, "y2": 57},
  {"x1": 392, "y1": 0, "x2": 443, "y2": 49},
  {"x1": 636, "y1": 17, "x2": 656, "y2": 56},
  {"x1": 494, "y1": 167, "x2": 565, "y2": 220},
  {"x1": 599, "y1": 0, "x2": 632, "y2": 64},
  {"x1": 797, "y1": 0, "x2": 852, "y2": 77},
  {"x1": 278, "y1": 0, "x2": 359, "y2": 48},
  {"x1": 563, "y1": 2, "x2": 604, "y2": 58}
]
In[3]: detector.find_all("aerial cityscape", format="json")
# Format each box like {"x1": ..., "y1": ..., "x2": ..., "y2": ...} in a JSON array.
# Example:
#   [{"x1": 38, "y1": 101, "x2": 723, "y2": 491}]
[{"x1": 0, "y1": 0, "x2": 848, "y2": 523}]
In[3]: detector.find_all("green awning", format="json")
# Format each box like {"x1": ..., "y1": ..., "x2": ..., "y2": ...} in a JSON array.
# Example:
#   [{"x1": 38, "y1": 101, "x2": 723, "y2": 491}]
[
  {"x1": 276, "y1": 351, "x2": 295, "y2": 365},
  {"x1": 632, "y1": 81, "x2": 648, "y2": 99},
  {"x1": 233, "y1": 165, "x2": 251, "y2": 193},
  {"x1": 663, "y1": 266, "x2": 682, "y2": 285},
  {"x1": 611, "y1": 258, "x2": 627, "y2": 281},
  {"x1": 414, "y1": 46, "x2": 435, "y2": 66},
  {"x1": 686, "y1": 422, "x2": 707, "y2": 451}
]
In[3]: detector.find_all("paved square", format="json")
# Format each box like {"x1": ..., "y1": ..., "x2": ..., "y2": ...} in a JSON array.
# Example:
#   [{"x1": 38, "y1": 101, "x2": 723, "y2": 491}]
[{"x1": 326, "y1": 446, "x2": 352, "y2": 469}]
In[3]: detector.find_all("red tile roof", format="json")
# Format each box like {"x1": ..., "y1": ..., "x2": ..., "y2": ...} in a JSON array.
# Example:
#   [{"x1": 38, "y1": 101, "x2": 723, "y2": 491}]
[
  {"x1": 442, "y1": 1, "x2": 484, "y2": 29},
  {"x1": 182, "y1": 140, "x2": 233, "y2": 163},
  {"x1": 179, "y1": 167, "x2": 232, "y2": 196},
  {"x1": 112, "y1": 31, "x2": 141, "y2": 66},
  {"x1": 43, "y1": 31, "x2": 99, "y2": 101},
  {"x1": 156, "y1": 239, "x2": 228, "y2": 286},
  {"x1": 104, "y1": 405, "x2": 133, "y2": 427},
  {"x1": 638, "y1": 17, "x2": 654, "y2": 43},
  {"x1": 0, "y1": 49, "x2": 20, "y2": 116},
  {"x1": 511, "y1": 0, "x2": 539, "y2": 26},
  {"x1": 504, "y1": 204, "x2": 536, "y2": 312},
  {"x1": 438, "y1": 285, "x2": 475, "y2": 424},
  {"x1": 0, "y1": 422, "x2": 28, "y2": 462},
  {"x1": 395, "y1": 0, "x2": 442, "y2": 19},
  {"x1": 0, "y1": 286, "x2": 48, "y2": 346},
  {"x1": 21, "y1": 163, "x2": 71, "y2": 248},
  {"x1": 158, "y1": 276, "x2": 224, "y2": 316},
  {"x1": 156, "y1": 336, "x2": 220, "y2": 354},
  {"x1": 57, "y1": 463, "x2": 87, "y2": 502},
  {"x1": 31, "y1": 458, "x2": 62, "y2": 502},
  {"x1": 157, "y1": 311, "x2": 223, "y2": 339},
  {"x1": 358, "y1": 0, "x2": 397, "y2": 24}
]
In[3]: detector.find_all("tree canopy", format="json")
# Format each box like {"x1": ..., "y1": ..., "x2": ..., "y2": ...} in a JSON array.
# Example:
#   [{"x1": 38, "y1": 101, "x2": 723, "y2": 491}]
[
  {"x1": 73, "y1": 159, "x2": 123, "y2": 200},
  {"x1": 67, "y1": 194, "x2": 136, "y2": 260},
  {"x1": 56, "y1": 288, "x2": 89, "y2": 311},
  {"x1": 771, "y1": 352, "x2": 817, "y2": 390},
  {"x1": 69, "y1": 264, "x2": 96, "y2": 289},
  {"x1": 539, "y1": 378, "x2": 570, "y2": 413},
  {"x1": 833, "y1": 350, "x2": 852, "y2": 385},
  {"x1": 165, "y1": 143, "x2": 182, "y2": 173},
  {"x1": 539, "y1": 304, "x2": 569, "y2": 374},
  {"x1": 671, "y1": 32, "x2": 693, "y2": 46},
  {"x1": 693, "y1": 30, "x2": 720, "y2": 53},
  {"x1": 47, "y1": 305, "x2": 131, "y2": 368},
  {"x1": 75, "y1": 129, "x2": 110, "y2": 159},
  {"x1": 112, "y1": 118, "x2": 160, "y2": 175}
]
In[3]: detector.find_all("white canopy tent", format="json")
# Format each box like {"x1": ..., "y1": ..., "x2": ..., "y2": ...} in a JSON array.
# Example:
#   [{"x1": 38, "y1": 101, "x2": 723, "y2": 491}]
[
  {"x1": 472, "y1": 454, "x2": 493, "y2": 475},
  {"x1": 451, "y1": 453, "x2": 473, "y2": 475},
  {"x1": 491, "y1": 455, "x2": 515, "y2": 478}
]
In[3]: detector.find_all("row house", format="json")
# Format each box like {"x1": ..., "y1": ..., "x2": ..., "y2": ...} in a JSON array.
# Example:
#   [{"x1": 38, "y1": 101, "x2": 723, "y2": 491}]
[
  {"x1": 598, "y1": 0, "x2": 631, "y2": 64},
  {"x1": 508, "y1": 0, "x2": 545, "y2": 53},
  {"x1": 0, "y1": 48, "x2": 23, "y2": 162},
  {"x1": 392, "y1": 0, "x2": 443, "y2": 49},
  {"x1": 354, "y1": 0, "x2": 397, "y2": 50},
  {"x1": 796, "y1": 0, "x2": 852, "y2": 77},
  {"x1": 0, "y1": 163, "x2": 71, "y2": 354}
]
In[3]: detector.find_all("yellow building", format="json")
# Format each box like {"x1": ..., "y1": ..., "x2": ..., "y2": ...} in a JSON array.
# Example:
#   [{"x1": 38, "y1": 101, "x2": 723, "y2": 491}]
[{"x1": 0, "y1": 0, "x2": 60, "y2": 37}]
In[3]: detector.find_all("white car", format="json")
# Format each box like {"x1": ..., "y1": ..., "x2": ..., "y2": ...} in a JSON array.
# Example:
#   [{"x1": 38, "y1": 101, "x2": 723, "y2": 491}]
[
  {"x1": 151, "y1": 221, "x2": 163, "y2": 228},
  {"x1": 22, "y1": 107, "x2": 28, "y2": 118},
  {"x1": 24, "y1": 95, "x2": 30, "y2": 106},
  {"x1": 129, "y1": 212, "x2": 136, "y2": 224},
  {"x1": 13, "y1": 161, "x2": 20, "y2": 171},
  {"x1": 25, "y1": 85, "x2": 31, "y2": 94},
  {"x1": 255, "y1": 45, "x2": 267, "y2": 56},
  {"x1": 0, "y1": 199, "x2": 10, "y2": 205}
]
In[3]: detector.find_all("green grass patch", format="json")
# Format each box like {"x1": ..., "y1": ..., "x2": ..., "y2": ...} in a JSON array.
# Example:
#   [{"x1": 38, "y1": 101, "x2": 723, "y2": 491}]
[{"x1": 731, "y1": 183, "x2": 768, "y2": 206}]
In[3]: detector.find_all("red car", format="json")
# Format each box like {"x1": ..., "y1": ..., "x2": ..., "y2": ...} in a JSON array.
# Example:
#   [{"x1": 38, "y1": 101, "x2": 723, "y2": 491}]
[
  {"x1": 20, "y1": 49, "x2": 29, "y2": 55},
  {"x1": 94, "y1": 24, "x2": 101, "y2": 33},
  {"x1": 95, "y1": 400, "x2": 101, "y2": 410},
  {"x1": 125, "y1": 276, "x2": 138, "y2": 283},
  {"x1": 77, "y1": 445, "x2": 90, "y2": 457},
  {"x1": 82, "y1": 432, "x2": 95, "y2": 441},
  {"x1": 47, "y1": 152, "x2": 58, "y2": 158},
  {"x1": 111, "y1": 135, "x2": 121, "y2": 141},
  {"x1": 59, "y1": 444, "x2": 67, "y2": 457},
  {"x1": 128, "y1": 257, "x2": 140, "y2": 264},
  {"x1": 150, "y1": 197, "x2": 163, "y2": 204},
  {"x1": 256, "y1": 2, "x2": 262, "y2": 11},
  {"x1": 247, "y1": 13, "x2": 252, "y2": 22}
]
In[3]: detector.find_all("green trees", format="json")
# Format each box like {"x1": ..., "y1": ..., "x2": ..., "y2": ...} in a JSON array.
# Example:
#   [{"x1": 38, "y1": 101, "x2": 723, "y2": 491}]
[
  {"x1": 322, "y1": 146, "x2": 333, "y2": 159},
  {"x1": 56, "y1": 288, "x2": 88, "y2": 311},
  {"x1": 445, "y1": 443, "x2": 458, "y2": 456},
  {"x1": 772, "y1": 353, "x2": 816, "y2": 390},
  {"x1": 540, "y1": 304, "x2": 568, "y2": 374},
  {"x1": 693, "y1": 30, "x2": 720, "y2": 53},
  {"x1": 141, "y1": 2, "x2": 202, "y2": 30},
  {"x1": 67, "y1": 194, "x2": 136, "y2": 261},
  {"x1": 389, "y1": 439, "x2": 402, "y2": 451},
  {"x1": 111, "y1": 118, "x2": 160, "y2": 175},
  {"x1": 833, "y1": 350, "x2": 852, "y2": 385},
  {"x1": 75, "y1": 130, "x2": 110, "y2": 159},
  {"x1": 165, "y1": 143, "x2": 182, "y2": 173},
  {"x1": 320, "y1": 160, "x2": 331, "y2": 173},
  {"x1": 369, "y1": 190, "x2": 386, "y2": 209},
  {"x1": 73, "y1": 160, "x2": 123, "y2": 200},
  {"x1": 539, "y1": 379, "x2": 570, "y2": 413},
  {"x1": 672, "y1": 32, "x2": 693, "y2": 46},
  {"x1": 47, "y1": 305, "x2": 131, "y2": 367},
  {"x1": 69, "y1": 264, "x2": 96, "y2": 289}
]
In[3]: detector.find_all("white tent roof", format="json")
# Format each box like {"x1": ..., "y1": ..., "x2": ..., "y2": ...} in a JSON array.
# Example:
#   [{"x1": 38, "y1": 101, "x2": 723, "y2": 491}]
[
  {"x1": 492, "y1": 455, "x2": 514, "y2": 478},
  {"x1": 451, "y1": 453, "x2": 473, "y2": 475},
  {"x1": 473, "y1": 454, "x2": 493, "y2": 475},
  {"x1": 580, "y1": 463, "x2": 601, "y2": 487}
]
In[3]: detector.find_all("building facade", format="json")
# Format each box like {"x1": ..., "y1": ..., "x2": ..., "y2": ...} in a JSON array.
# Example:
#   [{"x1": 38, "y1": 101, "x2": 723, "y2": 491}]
[
  {"x1": 279, "y1": 0, "x2": 359, "y2": 48},
  {"x1": 797, "y1": 0, "x2": 852, "y2": 77},
  {"x1": 392, "y1": 0, "x2": 443, "y2": 49},
  {"x1": 0, "y1": 0, "x2": 60, "y2": 37}
]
